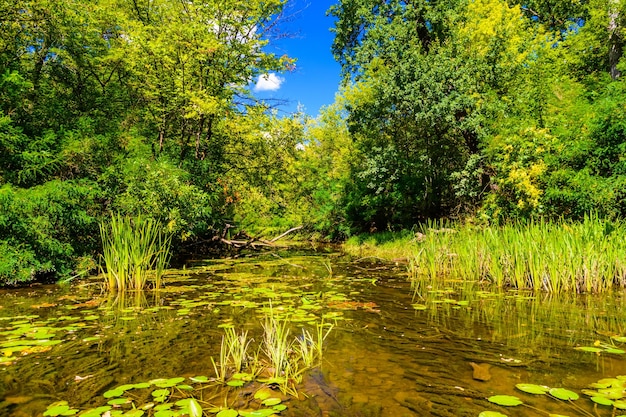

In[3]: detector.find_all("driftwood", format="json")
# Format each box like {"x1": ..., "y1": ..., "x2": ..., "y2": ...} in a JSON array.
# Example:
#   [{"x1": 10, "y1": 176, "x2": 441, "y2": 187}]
[{"x1": 216, "y1": 225, "x2": 303, "y2": 250}]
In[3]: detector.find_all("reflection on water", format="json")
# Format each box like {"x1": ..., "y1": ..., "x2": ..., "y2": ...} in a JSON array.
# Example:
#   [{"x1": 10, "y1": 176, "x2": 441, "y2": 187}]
[{"x1": 1, "y1": 252, "x2": 626, "y2": 416}]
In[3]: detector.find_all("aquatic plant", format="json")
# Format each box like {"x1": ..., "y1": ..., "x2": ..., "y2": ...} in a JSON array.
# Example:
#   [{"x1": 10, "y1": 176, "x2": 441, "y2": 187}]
[
  {"x1": 262, "y1": 308, "x2": 293, "y2": 379},
  {"x1": 99, "y1": 214, "x2": 172, "y2": 291},
  {"x1": 406, "y1": 215, "x2": 626, "y2": 293}
]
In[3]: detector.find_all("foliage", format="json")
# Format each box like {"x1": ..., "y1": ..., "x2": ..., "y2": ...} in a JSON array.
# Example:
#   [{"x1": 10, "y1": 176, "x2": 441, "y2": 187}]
[
  {"x1": 0, "y1": 181, "x2": 102, "y2": 285},
  {"x1": 99, "y1": 214, "x2": 172, "y2": 291}
]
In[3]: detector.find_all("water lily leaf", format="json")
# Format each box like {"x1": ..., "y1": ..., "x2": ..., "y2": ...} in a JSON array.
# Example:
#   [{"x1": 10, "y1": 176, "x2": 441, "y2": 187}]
[
  {"x1": 614, "y1": 400, "x2": 626, "y2": 410},
  {"x1": 549, "y1": 388, "x2": 579, "y2": 401},
  {"x1": 232, "y1": 373, "x2": 254, "y2": 381},
  {"x1": 103, "y1": 389, "x2": 125, "y2": 398},
  {"x1": 605, "y1": 348, "x2": 625, "y2": 354},
  {"x1": 115, "y1": 384, "x2": 135, "y2": 392},
  {"x1": 599, "y1": 387, "x2": 625, "y2": 399},
  {"x1": 132, "y1": 383, "x2": 151, "y2": 389},
  {"x1": 176, "y1": 384, "x2": 194, "y2": 390},
  {"x1": 151, "y1": 389, "x2": 170, "y2": 402},
  {"x1": 216, "y1": 409, "x2": 238, "y2": 417},
  {"x1": 188, "y1": 398, "x2": 202, "y2": 417},
  {"x1": 153, "y1": 404, "x2": 173, "y2": 411},
  {"x1": 411, "y1": 304, "x2": 427, "y2": 310},
  {"x1": 121, "y1": 410, "x2": 143, "y2": 417},
  {"x1": 591, "y1": 396, "x2": 614, "y2": 406},
  {"x1": 516, "y1": 384, "x2": 549, "y2": 395},
  {"x1": 253, "y1": 388, "x2": 274, "y2": 401},
  {"x1": 478, "y1": 412, "x2": 507, "y2": 417},
  {"x1": 272, "y1": 404, "x2": 287, "y2": 411},
  {"x1": 227, "y1": 379, "x2": 245, "y2": 387},
  {"x1": 190, "y1": 376, "x2": 209, "y2": 383},
  {"x1": 487, "y1": 395, "x2": 523, "y2": 406},
  {"x1": 43, "y1": 404, "x2": 75, "y2": 416},
  {"x1": 107, "y1": 398, "x2": 130, "y2": 406},
  {"x1": 261, "y1": 398, "x2": 281, "y2": 406}
]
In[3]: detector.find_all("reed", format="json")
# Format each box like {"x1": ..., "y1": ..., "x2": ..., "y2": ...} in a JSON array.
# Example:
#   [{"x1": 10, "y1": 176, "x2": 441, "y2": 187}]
[
  {"x1": 99, "y1": 214, "x2": 172, "y2": 291},
  {"x1": 262, "y1": 309, "x2": 293, "y2": 379},
  {"x1": 406, "y1": 215, "x2": 626, "y2": 293}
]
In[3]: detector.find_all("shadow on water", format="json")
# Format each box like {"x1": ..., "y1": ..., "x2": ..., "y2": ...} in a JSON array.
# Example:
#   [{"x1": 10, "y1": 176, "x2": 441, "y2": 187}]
[{"x1": 2, "y1": 252, "x2": 626, "y2": 416}]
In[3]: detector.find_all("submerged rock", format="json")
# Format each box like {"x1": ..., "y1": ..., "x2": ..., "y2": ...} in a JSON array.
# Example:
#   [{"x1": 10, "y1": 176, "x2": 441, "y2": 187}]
[{"x1": 469, "y1": 362, "x2": 492, "y2": 381}]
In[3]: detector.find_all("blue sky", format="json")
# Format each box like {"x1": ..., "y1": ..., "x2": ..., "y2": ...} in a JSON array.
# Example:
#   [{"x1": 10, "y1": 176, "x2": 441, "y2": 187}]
[{"x1": 253, "y1": 1, "x2": 342, "y2": 117}]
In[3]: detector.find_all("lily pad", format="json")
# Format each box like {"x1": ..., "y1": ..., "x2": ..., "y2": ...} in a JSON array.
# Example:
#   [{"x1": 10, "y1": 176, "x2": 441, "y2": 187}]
[
  {"x1": 487, "y1": 395, "x2": 523, "y2": 406},
  {"x1": 516, "y1": 383, "x2": 549, "y2": 395},
  {"x1": 590, "y1": 396, "x2": 614, "y2": 406},
  {"x1": 261, "y1": 398, "x2": 281, "y2": 406},
  {"x1": 103, "y1": 389, "x2": 125, "y2": 398},
  {"x1": 478, "y1": 412, "x2": 508, "y2": 417},
  {"x1": 216, "y1": 409, "x2": 239, "y2": 417},
  {"x1": 549, "y1": 388, "x2": 579, "y2": 401}
]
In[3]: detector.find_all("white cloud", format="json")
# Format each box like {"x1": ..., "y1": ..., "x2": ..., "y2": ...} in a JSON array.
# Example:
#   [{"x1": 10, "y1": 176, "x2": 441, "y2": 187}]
[{"x1": 254, "y1": 73, "x2": 284, "y2": 92}]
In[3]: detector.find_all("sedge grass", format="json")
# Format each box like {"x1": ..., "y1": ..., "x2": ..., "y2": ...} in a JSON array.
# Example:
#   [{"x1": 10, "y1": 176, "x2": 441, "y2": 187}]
[
  {"x1": 351, "y1": 215, "x2": 626, "y2": 294},
  {"x1": 210, "y1": 310, "x2": 334, "y2": 396},
  {"x1": 406, "y1": 216, "x2": 626, "y2": 293},
  {"x1": 100, "y1": 214, "x2": 172, "y2": 291}
]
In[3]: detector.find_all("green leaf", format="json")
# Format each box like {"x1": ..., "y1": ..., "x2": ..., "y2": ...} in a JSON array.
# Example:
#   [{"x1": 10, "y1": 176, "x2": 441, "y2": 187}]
[
  {"x1": 516, "y1": 383, "x2": 549, "y2": 395},
  {"x1": 478, "y1": 412, "x2": 508, "y2": 417},
  {"x1": 590, "y1": 396, "x2": 614, "y2": 406},
  {"x1": 549, "y1": 388, "x2": 579, "y2": 401},
  {"x1": 216, "y1": 410, "x2": 238, "y2": 417},
  {"x1": 261, "y1": 398, "x2": 281, "y2": 406},
  {"x1": 487, "y1": 395, "x2": 523, "y2": 406}
]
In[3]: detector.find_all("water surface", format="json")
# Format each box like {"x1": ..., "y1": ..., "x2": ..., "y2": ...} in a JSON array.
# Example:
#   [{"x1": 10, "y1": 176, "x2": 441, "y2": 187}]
[{"x1": 2, "y1": 252, "x2": 626, "y2": 417}]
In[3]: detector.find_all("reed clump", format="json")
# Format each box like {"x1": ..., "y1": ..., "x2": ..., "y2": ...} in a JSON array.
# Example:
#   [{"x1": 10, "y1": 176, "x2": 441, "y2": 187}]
[
  {"x1": 408, "y1": 215, "x2": 626, "y2": 293},
  {"x1": 210, "y1": 310, "x2": 334, "y2": 396},
  {"x1": 99, "y1": 214, "x2": 172, "y2": 291}
]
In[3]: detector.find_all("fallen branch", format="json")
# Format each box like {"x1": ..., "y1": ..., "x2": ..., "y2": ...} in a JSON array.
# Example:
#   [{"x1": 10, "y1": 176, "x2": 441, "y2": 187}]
[{"x1": 219, "y1": 226, "x2": 304, "y2": 250}]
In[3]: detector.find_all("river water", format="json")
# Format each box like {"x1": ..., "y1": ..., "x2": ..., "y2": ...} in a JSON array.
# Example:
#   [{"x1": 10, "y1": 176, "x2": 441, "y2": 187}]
[{"x1": 2, "y1": 252, "x2": 626, "y2": 417}]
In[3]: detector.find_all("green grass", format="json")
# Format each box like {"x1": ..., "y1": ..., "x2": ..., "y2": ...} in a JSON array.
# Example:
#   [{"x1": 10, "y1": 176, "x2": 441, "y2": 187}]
[
  {"x1": 99, "y1": 214, "x2": 172, "y2": 291},
  {"x1": 348, "y1": 215, "x2": 626, "y2": 294}
]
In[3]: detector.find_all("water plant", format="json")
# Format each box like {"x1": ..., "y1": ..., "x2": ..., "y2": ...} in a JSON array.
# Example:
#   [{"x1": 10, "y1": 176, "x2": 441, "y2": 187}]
[
  {"x1": 262, "y1": 308, "x2": 293, "y2": 379},
  {"x1": 99, "y1": 214, "x2": 172, "y2": 291},
  {"x1": 406, "y1": 215, "x2": 626, "y2": 293}
]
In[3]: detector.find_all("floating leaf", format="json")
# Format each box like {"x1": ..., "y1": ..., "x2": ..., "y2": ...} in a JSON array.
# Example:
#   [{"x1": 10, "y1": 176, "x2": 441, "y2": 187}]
[
  {"x1": 549, "y1": 388, "x2": 579, "y2": 401},
  {"x1": 103, "y1": 389, "x2": 125, "y2": 398},
  {"x1": 227, "y1": 379, "x2": 245, "y2": 387},
  {"x1": 591, "y1": 396, "x2": 614, "y2": 406},
  {"x1": 272, "y1": 404, "x2": 287, "y2": 412},
  {"x1": 614, "y1": 400, "x2": 626, "y2": 410},
  {"x1": 188, "y1": 398, "x2": 203, "y2": 417},
  {"x1": 253, "y1": 388, "x2": 274, "y2": 401},
  {"x1": 478, "y1": 412, "x2": 507, "y2": 417},
  {"x1": 487, "y1": 395, "x2": 523, "y2": 406},
  {"x1": 107, "y1": 398, "x2": 130, "y2": 406},
  {"x1": 516, "y1": 384, "x2": 549, "y2": 395},
  {"x1": 216, "y1": 409, "x2": 238, "y2": 417},
  {"x1": 190, "y1": 376, "x2": 209, "y2": 383},
  {"x1": 261, "y1": 398, "x2": 281, "y2": 406}
]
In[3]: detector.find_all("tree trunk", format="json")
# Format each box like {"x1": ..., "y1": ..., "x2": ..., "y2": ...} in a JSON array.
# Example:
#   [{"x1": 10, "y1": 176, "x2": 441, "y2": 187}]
[{"x1": 609, "y1": 0, "x2": 622, "y2": 80}]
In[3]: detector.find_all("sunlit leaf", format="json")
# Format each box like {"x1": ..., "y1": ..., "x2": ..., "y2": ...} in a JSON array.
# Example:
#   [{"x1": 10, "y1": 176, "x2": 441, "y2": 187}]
[{"x1": 487, "y1": 395, "x2": 523, "y2": 406}]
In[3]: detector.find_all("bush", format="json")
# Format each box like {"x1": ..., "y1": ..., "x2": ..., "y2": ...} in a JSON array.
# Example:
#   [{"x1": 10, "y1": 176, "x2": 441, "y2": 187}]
[{"x1": 0, "y1": 180, "x2": 102, "y2": 285}]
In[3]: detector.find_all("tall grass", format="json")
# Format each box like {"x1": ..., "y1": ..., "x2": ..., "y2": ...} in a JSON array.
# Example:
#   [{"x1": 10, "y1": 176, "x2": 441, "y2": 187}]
[
  {"x1": 407, "y1": 215, "x2": 626, "y2": 293},
  {"x1": 99, "y1": 214, "x2": 172, "y2": 291}
]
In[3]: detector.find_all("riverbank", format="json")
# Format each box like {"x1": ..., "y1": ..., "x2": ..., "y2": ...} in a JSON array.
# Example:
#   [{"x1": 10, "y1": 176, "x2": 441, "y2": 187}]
[{"x1": 343, "y1": 216, "x2": 626, "y2": 293}]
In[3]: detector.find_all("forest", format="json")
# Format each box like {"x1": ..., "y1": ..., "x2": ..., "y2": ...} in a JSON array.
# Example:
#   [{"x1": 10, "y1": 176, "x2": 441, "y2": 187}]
[{"x1": 1, "y1": 0, "x2": 625, "y2": 286}]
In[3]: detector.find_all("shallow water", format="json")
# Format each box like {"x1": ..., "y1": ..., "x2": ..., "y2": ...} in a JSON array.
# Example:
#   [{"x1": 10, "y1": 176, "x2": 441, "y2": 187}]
[{"x1": 2, "y1": 251, "x2": 626, "y2": 417}]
